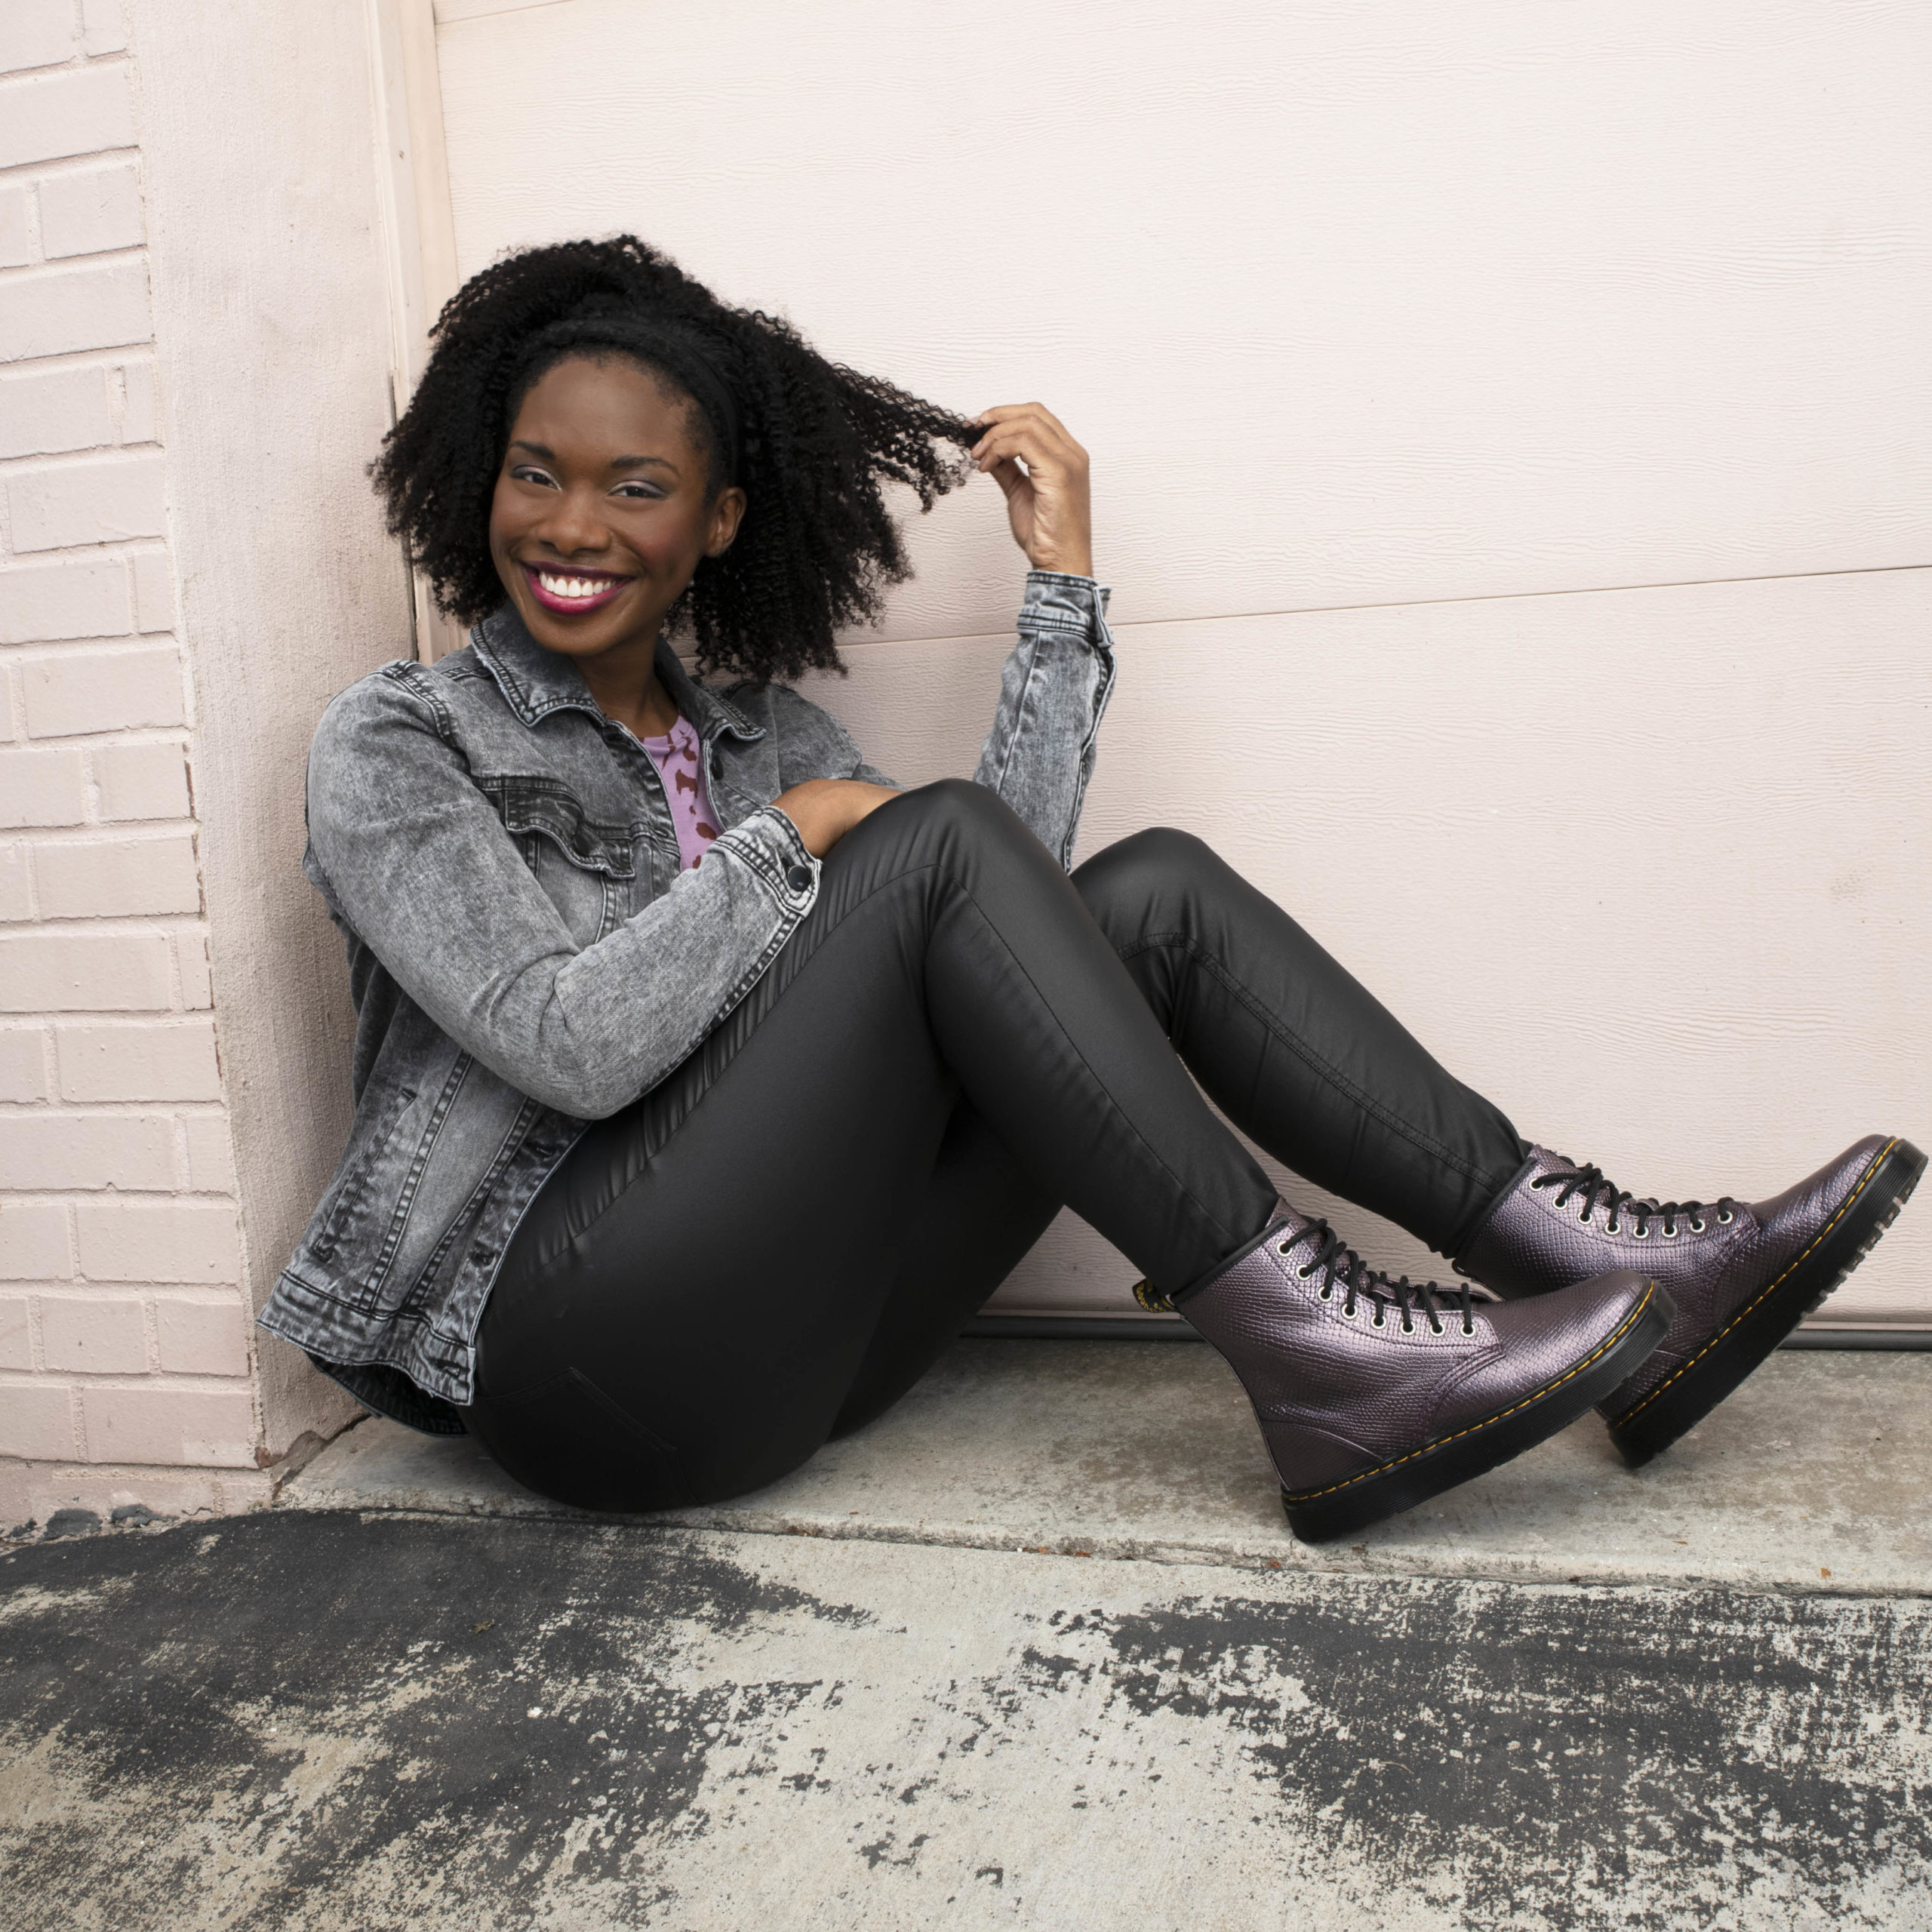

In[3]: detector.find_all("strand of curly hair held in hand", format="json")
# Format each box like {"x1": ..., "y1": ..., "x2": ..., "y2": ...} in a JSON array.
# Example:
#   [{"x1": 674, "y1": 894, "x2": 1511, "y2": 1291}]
[{"x1": 371, "y1": 235, "x2": 977, "y2": 684}]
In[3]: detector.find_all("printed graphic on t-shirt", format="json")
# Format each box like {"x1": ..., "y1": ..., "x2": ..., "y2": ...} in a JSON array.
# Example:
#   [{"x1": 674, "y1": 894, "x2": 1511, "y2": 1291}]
[{"x1": 641, "y1": 716, "x2": 721, "y2": 872}]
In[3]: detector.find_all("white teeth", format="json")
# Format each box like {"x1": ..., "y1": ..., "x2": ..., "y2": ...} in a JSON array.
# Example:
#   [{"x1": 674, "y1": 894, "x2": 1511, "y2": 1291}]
[{"x1": 537, "y1": 571, "x2": 614, "y2": 601}]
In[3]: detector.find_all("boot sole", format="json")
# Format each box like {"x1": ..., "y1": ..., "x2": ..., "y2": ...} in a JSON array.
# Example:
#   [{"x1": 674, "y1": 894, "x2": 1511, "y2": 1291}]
[
  {"x1": 1280, "y1": 1279, "x2": 1673, "y2": 1543},
  {"x1": 1605, "y1": 1136, "x2": 1927, "y2": 1469}
]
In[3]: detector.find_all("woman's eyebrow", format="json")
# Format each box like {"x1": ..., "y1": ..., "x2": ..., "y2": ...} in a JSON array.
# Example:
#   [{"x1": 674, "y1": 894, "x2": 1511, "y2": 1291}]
[{"x1": 609, "y1": 454, "x2": 678, "y2": 473}]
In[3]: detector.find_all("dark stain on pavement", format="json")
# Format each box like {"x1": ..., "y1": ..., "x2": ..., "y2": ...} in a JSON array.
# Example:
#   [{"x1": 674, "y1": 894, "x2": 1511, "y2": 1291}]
[
  {"x1": 1072, "y1": 1577, "x2": 1932, "y2": 1927},
  {"x1": 2, "y1": 1511, "x2": 1928, "y2": 1929},
  {"x1": 0, "y1": 1511, "x2": 867, "y2": 1931}
]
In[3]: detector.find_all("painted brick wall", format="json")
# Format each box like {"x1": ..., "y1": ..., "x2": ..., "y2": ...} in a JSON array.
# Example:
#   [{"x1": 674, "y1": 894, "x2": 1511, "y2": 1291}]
[{"x1": 0, "y1": 0, "x2": 270, "y2": 1527}]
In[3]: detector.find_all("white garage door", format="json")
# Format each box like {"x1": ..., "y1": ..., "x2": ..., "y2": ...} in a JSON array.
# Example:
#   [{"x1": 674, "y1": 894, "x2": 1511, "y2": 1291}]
[{"x1": 398, "y1": 0, "x2": 1931, "y2": 1321}]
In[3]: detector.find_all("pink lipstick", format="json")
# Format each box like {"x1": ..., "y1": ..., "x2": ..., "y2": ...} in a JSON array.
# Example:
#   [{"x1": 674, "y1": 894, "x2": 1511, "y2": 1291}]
[{"x1": 522, "y1": 562, "x2": 631, "y2": 616}]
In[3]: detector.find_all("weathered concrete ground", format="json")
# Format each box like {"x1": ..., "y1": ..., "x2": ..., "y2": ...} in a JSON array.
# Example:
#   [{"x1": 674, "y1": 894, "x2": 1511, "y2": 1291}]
[{"x1": 4, "y1": 1343, "x2": 1930, "y2": 1930}]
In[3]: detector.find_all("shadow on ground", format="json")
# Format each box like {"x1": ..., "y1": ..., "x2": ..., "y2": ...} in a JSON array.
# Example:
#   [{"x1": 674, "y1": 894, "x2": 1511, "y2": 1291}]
[{"x1": 3, "y1": 1510, "x2": 1928, "y2": 1929}]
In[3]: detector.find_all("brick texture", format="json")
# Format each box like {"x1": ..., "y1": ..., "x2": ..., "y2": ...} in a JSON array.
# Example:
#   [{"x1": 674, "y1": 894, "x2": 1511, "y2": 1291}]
[
  {"x1": 8, "y1": 450, "x2": 168, "y2": 552},
  {"x1": 0, "y1": 745, "x2": 87, "y2": 826},
  {"x1": 38, "y1": 162, "x2": 144, "y2": 260},
  {"x1": 92, "y1": 740, "x2": 189, "y2": 820},
  {"x1": 75, "y1": 1201, "x2": 240, "y2": 1284},
  {"x1": 155, "y1": 1296, "x2": 251, "y2": 1378},
  {"x1": 39, "y1": 1294, "x2": 148, "y2": 1374},
  {"x1": 0, "y1": 1295, "x2": 31, "y2": 1371},
  {"x1": 22, "y1": 646, "x2": 183, "y2": 734},
  {"x1": 0, "y1": 1382, "x2": 76, "y2": 1460},
  {"x1": 0, "y1": 256, "x2": 149, "y2": 361},
  {"x1": 0, "y1": 183, "x2": 30, "y2": 270},
  {"x1": 0, "y1": 65, "x2": 135, "y2": 171},
  {"x1": 0, "y1": 0, "x2": 77, "y2": 76},
  {"x1": 0, "y1": 931, "x2": 173, "y2": 1010},
  {"x1": 0, "y1": 558, "x2": 130, "y2": 645},
  {"x1": 0, "y1": 1204, "x2": 70, "y2": 1280},
  {"x1": 55, "y1": 1018, "x2": 220, "y2": 1102},
  {"x1": 0, "y1": 1112, "x2": 176, "y2": 1190},
  {"x1": 1, "y1": 29, "x2": 263, "y2": 1497},
  {"x1": 79, "y1": 1386, "x2": 257, "y2": 1467},
  {"x1": 33, "y1": 831, "x2": 202, "y2": 918},
  {"x1": 0, "y1": 1026, "x2": 48, "y2": 1101}
]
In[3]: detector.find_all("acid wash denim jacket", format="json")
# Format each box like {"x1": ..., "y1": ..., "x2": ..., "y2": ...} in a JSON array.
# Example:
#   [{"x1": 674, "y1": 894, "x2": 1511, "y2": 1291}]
[{"x1": 259, "y1": 571, "x2": 1116, "y2": 1433}]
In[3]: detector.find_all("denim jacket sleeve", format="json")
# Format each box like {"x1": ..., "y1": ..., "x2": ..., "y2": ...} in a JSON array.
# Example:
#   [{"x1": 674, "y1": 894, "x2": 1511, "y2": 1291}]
[
  {"x1": 971, "y1": 570, "x2": 1117, "y2": 867},
  {"x1": 304, "y1": 669, "x2": 820, "y2": 1121}
]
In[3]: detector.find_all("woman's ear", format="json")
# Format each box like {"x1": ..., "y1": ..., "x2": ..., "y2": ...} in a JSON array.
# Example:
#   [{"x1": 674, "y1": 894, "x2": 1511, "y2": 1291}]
[{"x1": 706, "y1": 485, "x2": 748, "y2": 558}]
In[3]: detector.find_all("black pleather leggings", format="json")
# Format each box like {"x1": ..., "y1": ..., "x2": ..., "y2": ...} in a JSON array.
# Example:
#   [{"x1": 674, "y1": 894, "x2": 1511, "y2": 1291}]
[{"x1": 462, "y1": 780, "x2": 1526, "y2": 1511}]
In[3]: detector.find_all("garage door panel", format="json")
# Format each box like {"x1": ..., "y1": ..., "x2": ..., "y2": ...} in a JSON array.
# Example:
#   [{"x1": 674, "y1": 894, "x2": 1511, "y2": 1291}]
[
  {"x1": 795, "y1": 567, "x2": 1931, "y2": 1321},
  {"x1": 437, "y1": 0, "x2": 1932, "y2": 639}
]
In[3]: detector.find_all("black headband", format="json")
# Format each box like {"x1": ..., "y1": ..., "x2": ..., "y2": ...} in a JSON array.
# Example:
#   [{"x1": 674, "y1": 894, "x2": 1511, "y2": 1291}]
[{"x1": 513, "y1": 316, "x2": 743, "y2": 488}]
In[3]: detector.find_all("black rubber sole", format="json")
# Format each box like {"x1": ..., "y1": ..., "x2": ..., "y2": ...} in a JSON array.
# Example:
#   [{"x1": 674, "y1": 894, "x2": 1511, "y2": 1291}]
[
  {"x1": 1606, "y1": 1137, "x2": 1927, "y2": 1469},
  {"x1": 1280, "y1": 1280, "x2": 1674, "y2": 1543}
]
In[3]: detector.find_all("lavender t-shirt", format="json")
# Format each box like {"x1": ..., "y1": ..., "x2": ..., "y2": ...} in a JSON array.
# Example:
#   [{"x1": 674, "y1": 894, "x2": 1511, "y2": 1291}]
[{"x1": 640, "y1": 715, "x2": 721, "y2": 872}]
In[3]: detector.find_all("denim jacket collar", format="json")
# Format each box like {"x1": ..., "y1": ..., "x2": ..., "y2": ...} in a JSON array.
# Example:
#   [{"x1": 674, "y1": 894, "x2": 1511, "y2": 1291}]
[{"x1": 469, "y1": 605, "x2": 766, "y2": 746}]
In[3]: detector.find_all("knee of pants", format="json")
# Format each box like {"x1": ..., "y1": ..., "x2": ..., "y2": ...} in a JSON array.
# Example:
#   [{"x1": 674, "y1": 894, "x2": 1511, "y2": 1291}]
[
  {"x1": 857, "y1": 774, "x2": 1044, "y2": 871},
  {"x1": 1073, "y1": 824, "x2": 1220, "y2": 931}
]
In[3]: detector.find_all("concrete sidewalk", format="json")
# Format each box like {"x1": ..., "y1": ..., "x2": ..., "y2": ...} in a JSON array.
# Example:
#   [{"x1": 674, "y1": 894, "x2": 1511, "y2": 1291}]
[
  {"x1": 5, "y1": 1342, "x2": 1930, "y2": 1931},
  {"x1": 288, "y1": 1339, "x2": 1932, "y2": 1597}
]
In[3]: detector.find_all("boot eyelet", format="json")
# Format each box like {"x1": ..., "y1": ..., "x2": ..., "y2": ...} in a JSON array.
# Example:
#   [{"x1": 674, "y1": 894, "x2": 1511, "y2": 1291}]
[
  {"x1": 1371, "y1": 1312, "x2": 1386, "y2": 1327},
  {"x1": 1278, "y1": 1241, "x2": 1294, "y2": 1257},
  {"x1": 1429, "y1": 1318, "x2": 1444, "y2": 1335},
  {"x1": 1295, "y1": 1264, "x2": 1312, "y2": 1279},
  {"x1": 1606, "y1": 1219, "x2": 1620, "y2": 1235},
  {"x1": 1318, "y1": 1284, "x2": 1333, "y2": 1300},
  {"x1": 1690, "y1": 1217, "x2": 1706, "y2": 1233},
  {"x1": 1632, "y1": 1224, "x2": 1649, "y2": 1238},
  {"x1": 1663, "y1": 1224, "x2": 1679, "y2": 1238},
  {"x1": 1401, "y1": 1318, "x2": 1414, "y2": 1334},
  {"x1": 1718, "y1": 1209, "x2": 1734, "y2": 1224},
  {"x1": 1577, "y1": 1208, "x2": 1592, "y2": 1224}
]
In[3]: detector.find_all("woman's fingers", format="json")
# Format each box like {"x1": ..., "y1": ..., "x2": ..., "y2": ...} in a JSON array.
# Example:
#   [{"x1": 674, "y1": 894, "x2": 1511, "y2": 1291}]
[
  {"x1": 970, "y1": 403, "x2": 1084, "y2": 466},
  {"x1": 972, "y1": 421, "x2": 1088, "y2": 482}
]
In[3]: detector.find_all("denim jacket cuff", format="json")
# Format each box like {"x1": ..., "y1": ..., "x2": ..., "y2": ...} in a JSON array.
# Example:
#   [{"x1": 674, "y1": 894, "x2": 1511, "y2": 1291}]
[
  {"x1": 713, "y1": 802, "x2": 820, "y2": 916},
  {"x1": 1022, "y1": 568, "x2": 1112, "y2": 635}
]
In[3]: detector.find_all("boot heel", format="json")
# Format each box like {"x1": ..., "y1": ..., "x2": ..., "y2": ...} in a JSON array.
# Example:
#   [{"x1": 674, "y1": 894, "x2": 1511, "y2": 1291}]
[{"x1": 1281, "y1": 1279, "x2": 1672, "y2": 1543}]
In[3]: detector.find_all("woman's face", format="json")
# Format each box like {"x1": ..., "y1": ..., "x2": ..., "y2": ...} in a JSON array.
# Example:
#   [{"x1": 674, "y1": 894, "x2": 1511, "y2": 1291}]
[{"x1": 488, "y1": 354, "x2": 745, "y2": 666}]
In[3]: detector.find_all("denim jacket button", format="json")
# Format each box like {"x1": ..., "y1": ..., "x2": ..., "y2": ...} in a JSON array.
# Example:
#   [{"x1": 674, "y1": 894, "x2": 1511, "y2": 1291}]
[{"x1": 785, "y1": 865, "x2": 813, "y2": 893}]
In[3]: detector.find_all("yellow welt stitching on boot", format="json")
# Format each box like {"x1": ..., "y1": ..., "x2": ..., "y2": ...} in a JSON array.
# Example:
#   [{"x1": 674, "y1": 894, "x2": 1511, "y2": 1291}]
[
  {"x1": 1282, "y1": 1282, "x2": 1660, "y2": 1504},
  {"x1": 1607, "y1": 1139, "x2": 1897, "y2": 1431}
]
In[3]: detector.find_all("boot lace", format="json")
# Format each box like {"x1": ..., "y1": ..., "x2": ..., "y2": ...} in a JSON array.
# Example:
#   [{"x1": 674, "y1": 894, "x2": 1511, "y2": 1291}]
[
  {"x1": 1531, "y1": 1162, "x2": 1737, "y2": 1238},
  {"x1": 1278, "y1": 1222, "x2": 1477, "y2": 1335}
]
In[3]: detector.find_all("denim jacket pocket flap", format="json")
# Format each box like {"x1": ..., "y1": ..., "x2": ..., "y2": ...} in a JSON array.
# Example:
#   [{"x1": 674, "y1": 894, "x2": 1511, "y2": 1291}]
[{"x1": 486, "y1": 778, "x2": 637, "y2": 879}]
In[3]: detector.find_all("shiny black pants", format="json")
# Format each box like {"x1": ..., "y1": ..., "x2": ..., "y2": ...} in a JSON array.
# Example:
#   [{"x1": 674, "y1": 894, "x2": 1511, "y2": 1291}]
[{"x1": 463, "y1": 780, "x2": 1526, "y2": 1509}]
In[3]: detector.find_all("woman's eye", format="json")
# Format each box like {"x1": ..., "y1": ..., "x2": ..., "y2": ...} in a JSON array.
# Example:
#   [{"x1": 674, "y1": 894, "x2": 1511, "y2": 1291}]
[
  {"x1": 511, "y1": 465, "x2": 558, "y2": 489},
  {"x1": 611, "y1": 481, "x2": 664, "y2": 500}
]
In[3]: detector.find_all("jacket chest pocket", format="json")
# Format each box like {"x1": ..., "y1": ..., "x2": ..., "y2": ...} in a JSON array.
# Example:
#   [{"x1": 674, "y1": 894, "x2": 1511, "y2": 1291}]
[{"x1": 488, "y1": 780, "x2": 637, "y2": 946}]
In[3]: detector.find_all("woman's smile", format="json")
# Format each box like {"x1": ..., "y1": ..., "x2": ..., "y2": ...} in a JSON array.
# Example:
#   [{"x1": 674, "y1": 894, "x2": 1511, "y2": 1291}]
[{"x1": 521, "y1": 561, "x2": 634, "y2": 616}]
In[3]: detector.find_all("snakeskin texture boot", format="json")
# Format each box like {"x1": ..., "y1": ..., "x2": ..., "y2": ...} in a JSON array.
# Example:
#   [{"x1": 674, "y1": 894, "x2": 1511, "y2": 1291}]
[
  {"x1": 1146, "y1": 1205, "x2": 1672, "y2": 1541},
  {"x1": 1454, "y1": 1135, "x2": 1925, "y2": 1466}
]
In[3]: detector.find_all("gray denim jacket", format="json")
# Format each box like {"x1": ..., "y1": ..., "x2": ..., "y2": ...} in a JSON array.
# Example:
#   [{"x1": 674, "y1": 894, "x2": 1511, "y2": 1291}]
[{"x1": 259, "y1": 571, "x2": 1116, "y2": 1431}]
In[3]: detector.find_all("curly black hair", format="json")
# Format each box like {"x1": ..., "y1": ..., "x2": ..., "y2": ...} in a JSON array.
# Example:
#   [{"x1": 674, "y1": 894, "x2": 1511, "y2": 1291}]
[{"x1": 371, "y1": 235, "x2": 978, "y2": 681}]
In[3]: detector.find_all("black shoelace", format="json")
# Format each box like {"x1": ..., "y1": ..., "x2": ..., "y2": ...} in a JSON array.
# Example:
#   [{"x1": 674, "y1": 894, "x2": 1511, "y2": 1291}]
[
  {"x1": 1531, "y1": 1162, "x2": 1737, "y2": 1238},
  {"x1": 1279, "y1": 1221, "x2": 1477, "y2": 1336}
]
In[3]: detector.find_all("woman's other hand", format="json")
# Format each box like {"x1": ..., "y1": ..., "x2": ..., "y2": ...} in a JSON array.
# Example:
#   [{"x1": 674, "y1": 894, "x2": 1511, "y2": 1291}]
[
  {"x1": 971, "y1": 405, "x2": 1094, "y2": 580},
  {"x1": 770, "y1": 778, "x2": 900, "y2": 859}
]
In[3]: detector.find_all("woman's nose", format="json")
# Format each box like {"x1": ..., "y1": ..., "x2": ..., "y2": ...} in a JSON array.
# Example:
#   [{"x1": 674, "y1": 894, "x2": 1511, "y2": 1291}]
[{"x1": 533, "y1": 488, "x2": 611, "y2": 556}]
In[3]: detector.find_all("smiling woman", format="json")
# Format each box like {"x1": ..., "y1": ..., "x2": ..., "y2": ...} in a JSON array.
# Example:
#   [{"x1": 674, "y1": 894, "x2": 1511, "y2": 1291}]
[{"x1": 260, "y1": 235, "x2": 1921, "y2": 1542}]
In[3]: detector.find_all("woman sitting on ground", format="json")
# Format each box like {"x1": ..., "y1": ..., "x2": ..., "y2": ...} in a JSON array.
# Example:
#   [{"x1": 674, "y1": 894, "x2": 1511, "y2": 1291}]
[{"x1": 262, "y1": 236, "x2": 1922, "y2": 1540}]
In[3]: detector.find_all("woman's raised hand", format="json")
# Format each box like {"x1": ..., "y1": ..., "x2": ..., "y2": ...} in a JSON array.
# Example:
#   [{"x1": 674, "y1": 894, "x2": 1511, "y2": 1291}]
[{"x1": 970, "y1": 405, "x2": 1093, "y2": 580}]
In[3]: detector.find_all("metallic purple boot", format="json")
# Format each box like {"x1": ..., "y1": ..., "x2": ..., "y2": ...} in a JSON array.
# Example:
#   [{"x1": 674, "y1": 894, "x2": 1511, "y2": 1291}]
[
  {"x1": 1143, "y1": 1205, "x2": 1672, "y2": 1541},
  {"x1": 1455, "y1": 1135, "x2": 1926, "y2": 1467}
]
